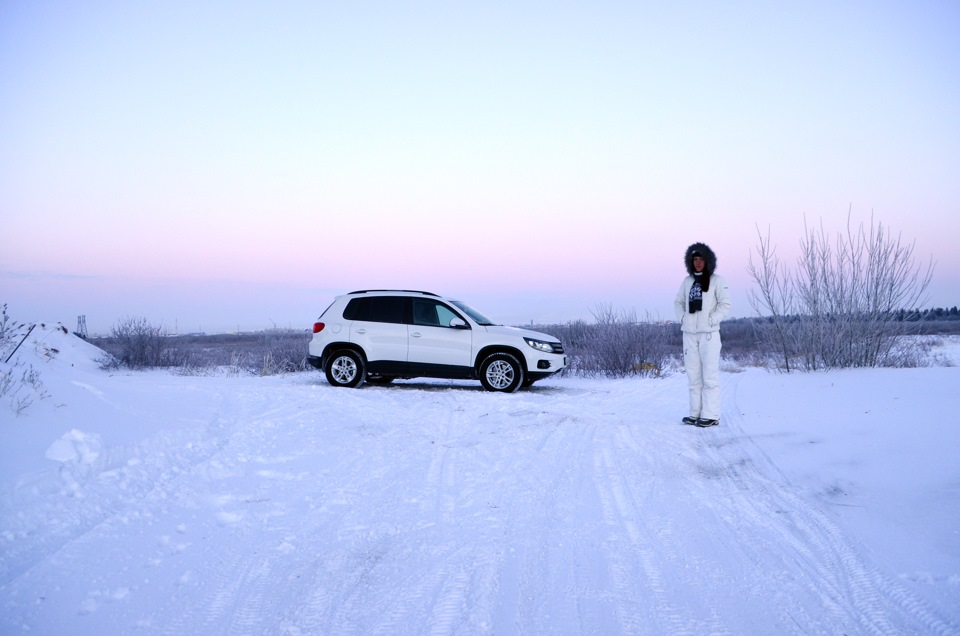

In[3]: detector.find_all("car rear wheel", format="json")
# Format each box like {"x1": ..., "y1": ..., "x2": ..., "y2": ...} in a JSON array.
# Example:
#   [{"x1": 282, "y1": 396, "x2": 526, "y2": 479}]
[
  {"x1": 479, "y1": 352, "x2": 524, "y2": 392},
  {"x1": 325, "y1": 350, "x2": 365, "y2": 388}
]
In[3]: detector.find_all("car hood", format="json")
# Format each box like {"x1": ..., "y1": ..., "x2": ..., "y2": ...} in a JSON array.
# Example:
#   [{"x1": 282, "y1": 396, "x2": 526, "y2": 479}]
[{"x1": 482, "y1": 324, "x2": 560, "y2": 343}]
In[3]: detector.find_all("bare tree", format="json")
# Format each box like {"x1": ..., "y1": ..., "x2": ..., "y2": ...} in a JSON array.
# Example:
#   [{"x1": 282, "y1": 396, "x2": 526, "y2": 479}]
[
  {"x1": 747, "y1": 227, "x2": 800, "y2": 371},
  {"x1": 749, "y1": 213, "x2": 934, "y2": 370}
]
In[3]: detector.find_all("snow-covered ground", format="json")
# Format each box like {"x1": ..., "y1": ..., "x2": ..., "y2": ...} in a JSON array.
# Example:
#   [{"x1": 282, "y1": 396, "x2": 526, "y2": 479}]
[{"x1": 2, "y1": 325, "x2": 959, "y2": 635}]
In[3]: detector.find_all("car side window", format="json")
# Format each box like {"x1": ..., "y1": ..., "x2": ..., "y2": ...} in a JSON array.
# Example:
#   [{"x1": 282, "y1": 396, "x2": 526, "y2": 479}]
[
  {"x1": 436, "y1": 303, "x2": 463, "y2": 327},
  {"x1": 370, "y1": 297, "x2": 405, "y2": 323},
  {"x1": 343, "y1": 298, "x2": 364, "y2": 320},
  {"x1": 344, "y1": 297, "x2": 406, "y2": 324},
  {"x1": 412, "y1": 300, "x2": 466, "y2": 328},
  {"x1": 412, "y1": 300, "x2": 440, "y2": 326}
]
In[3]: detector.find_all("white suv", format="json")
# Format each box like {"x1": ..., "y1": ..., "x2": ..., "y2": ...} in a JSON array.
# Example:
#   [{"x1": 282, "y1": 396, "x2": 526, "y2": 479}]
[{"x1": 308, "y1": 290, "x2": 567, "y2": 392}]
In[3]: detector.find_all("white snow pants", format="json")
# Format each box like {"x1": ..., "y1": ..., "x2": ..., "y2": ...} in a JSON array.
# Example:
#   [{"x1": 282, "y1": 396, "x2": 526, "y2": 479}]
[{"x1": 683, "y1": 331, "x2": 722, "y2": 420}]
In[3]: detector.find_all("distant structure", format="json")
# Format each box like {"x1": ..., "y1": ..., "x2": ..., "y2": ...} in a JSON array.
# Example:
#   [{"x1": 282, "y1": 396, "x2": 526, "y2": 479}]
[{"x1": 76, "y1": 315, "x2": 88, "y2": 339}]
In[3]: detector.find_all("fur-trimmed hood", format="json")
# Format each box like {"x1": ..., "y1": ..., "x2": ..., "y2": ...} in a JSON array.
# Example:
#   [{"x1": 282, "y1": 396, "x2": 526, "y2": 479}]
[{"x1": 684, "y1": 242, "x2": 717, "y2": 276}]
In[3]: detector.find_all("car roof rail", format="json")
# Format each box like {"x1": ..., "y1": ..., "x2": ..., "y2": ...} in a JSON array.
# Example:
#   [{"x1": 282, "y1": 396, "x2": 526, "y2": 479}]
[{"x1": 349, "y1": 289, "x2": 439, "y2": 296}]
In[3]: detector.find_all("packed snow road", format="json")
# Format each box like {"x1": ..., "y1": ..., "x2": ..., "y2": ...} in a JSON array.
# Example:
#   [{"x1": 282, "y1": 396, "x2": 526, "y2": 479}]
[{"x1": 1, "y1": 331, "x2": 958, "y2": 634}]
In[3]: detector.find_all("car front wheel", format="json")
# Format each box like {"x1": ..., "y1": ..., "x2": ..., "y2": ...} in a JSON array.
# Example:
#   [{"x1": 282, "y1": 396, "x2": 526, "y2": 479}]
[
  {"x1": 479, "y1": 352, "x2": 524, "y2": 392},
  {"x1": 325, "y1": 350, "x2": 365, "y2": 388}
]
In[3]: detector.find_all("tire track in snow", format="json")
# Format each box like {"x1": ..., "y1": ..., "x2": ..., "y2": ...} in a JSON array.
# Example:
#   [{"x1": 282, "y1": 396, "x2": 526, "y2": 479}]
[
  {"x1": 425, "y1": 390, "x2": 584, "y2": 635},
  {"x1": 449, "y1": 383, "x2": 616, "y2": 634},
  {"x1": 594, "y1": 422, "x2": 713, "y2": 635},
  {"x1": 588, "y1": 376, "x2": 821, "y2": 634},
  {"x1": 159, "y1": 545, "x2": 283, "y2": 635},
  {"x1": 0, "y1": 387, "x2": 243, "y2": 591},
  {"x1": 372, "y1": 391, "x2": 476, "y2": 634},
  {"x1": 594, "y1": 440, "x2": 664, "y2": 634},
  {"x1": 567, "y1": 379, "x2": 700, "y2": 633},
  {"x1": 574, "y1": 379, "x2": 702, "y2": 634},
  {"x1": 697, "y1": 373, "x2": 960, "y2": 635},
  {"x1": 282, "y1": 387, "x2": 501, "y2": 635},
  {"x1": 154, "y1": 389, "x2": 307, "y2": 636}
]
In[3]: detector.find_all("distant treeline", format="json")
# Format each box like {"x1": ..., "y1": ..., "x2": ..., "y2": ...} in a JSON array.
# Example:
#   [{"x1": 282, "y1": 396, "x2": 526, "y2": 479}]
[
  {"x1": 722, "y1": 308, "x2": 960, "y2": 347},
  {"x1": 897, "y1": 307, "x2": 960, "y2": 321}
]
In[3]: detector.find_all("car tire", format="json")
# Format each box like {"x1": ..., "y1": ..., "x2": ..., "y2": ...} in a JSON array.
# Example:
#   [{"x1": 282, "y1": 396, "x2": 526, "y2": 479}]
[
  {"x1": 479, "y1": 352, "x2": 524, "y2": 393},
  {"x1": 325, "y1": 350, "x2": 365, "y2": 388}
]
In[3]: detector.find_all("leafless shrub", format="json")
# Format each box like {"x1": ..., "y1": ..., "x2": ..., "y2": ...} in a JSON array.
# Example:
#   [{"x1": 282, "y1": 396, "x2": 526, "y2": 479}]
[
  {"x1": 749, "y1": 214, "x2": 934, "y2": 371},
  {"x1": 12, "y1": 395, "x2": 32, "y2": 416},
  {"x1": 95, "y1": 329, "x2": 311, "y2": 376},
  {"x1": 255, "y1": 331, "x2": 310, "y2": 375},
  {"x1": 1, "y1": 304, "x2": 49, "y2": 416},
  {"x1": 96, "y1": 352, "x2": 121, "y2": 370},
  {"x1": 0, "y1": 364, "x2": 44, "y2": 417},
  {"x1": 544, "y1": 305, "x2": 671, "y2": 377},
  {"x1": 1, "y1": 304, "x2": 13, "y2": 347},
  {"x1": 109, "y1": 316, "x2": 172, "y2": 369},
  {"x1": 228, "y1": 351, "x2": 249, "y2": 376},
  {"x1": 747, "y1": 229, "x2": 801, "y2": 371}
]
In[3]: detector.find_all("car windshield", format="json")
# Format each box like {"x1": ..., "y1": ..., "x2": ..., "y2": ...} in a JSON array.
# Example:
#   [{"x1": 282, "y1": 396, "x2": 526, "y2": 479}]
[{"x1": 450, "y1": 300, "x2": 497, "y2": 326}]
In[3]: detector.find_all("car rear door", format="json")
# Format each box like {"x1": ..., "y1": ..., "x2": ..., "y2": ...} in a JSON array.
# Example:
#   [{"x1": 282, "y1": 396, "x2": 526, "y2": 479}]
[{"x1": 346, "y1": 296, "x2": 408, "y2": 363}]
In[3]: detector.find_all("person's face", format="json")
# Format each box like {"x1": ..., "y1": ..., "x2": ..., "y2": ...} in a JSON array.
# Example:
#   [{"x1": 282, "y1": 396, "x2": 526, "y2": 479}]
[{"x1": 693, "y1": 255, "x2": 705, "y2": 273}]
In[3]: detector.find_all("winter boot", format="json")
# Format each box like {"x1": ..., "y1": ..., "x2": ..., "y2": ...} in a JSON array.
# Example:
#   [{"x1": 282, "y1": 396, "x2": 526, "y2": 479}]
[
  {"x1": 682, "y1": 416, "x2": 699, "y2": 425},
  {"x1": 695, "y1": 418, "x2": 719, "y2": 428}
]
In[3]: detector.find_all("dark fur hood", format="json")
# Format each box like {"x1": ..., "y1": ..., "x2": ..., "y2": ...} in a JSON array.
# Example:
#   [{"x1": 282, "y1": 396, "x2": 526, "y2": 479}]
[{"x1": 684, "y1": 242, "x2": 717, "y2": 276}]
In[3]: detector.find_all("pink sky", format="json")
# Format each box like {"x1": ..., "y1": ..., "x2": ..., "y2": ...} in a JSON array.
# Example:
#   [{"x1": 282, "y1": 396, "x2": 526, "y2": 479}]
[{"x1": 2, "y1": 2, "x2": 958, "y2": 334}]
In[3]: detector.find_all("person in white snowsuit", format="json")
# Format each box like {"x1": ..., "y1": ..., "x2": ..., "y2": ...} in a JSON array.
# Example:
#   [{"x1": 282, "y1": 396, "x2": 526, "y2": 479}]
[{"x1": 674, "y1": 242, "x2": 732, "y2": 427}]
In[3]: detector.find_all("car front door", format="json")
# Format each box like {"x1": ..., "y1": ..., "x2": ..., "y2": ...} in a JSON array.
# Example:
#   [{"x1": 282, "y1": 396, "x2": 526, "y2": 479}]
[{"x1": 407, "y1": 299, "x2": 472, "y2": 368}]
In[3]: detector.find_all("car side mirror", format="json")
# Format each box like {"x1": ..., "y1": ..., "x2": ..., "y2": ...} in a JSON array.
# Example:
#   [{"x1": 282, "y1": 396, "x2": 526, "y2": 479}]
[{"x1": 449, "y1": 318, "x2": 468, "y2": 329}]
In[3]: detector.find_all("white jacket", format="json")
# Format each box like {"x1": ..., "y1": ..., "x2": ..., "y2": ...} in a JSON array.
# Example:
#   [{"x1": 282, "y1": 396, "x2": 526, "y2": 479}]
[{"x1": 674, "y1": 274, "x2": 732, "y2": 333}]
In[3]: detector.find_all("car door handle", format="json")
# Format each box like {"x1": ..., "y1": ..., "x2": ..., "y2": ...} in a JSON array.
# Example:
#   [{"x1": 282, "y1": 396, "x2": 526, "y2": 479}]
[
  {"x1": 410, "y1": 332, "x2": 422, "y2": 338},
  {"x1": 355, "y1": 328, "x2": 366, "y2": 334}
]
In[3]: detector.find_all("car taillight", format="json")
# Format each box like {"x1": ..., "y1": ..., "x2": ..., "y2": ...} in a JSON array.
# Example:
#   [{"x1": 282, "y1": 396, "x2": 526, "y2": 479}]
[{"x1": 312, "y1": 322, "x2": 325, "y2": 333}]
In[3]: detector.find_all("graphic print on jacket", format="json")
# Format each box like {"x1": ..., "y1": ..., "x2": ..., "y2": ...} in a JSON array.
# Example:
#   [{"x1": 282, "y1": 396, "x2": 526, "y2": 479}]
[{"x1": 688, "y1": 279, "x2": 703, "y2": 313}]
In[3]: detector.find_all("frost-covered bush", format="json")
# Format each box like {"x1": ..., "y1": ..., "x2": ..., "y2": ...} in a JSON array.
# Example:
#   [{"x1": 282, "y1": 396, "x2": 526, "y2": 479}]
[
  {"x1": 107, "y1": 316, "x2": 172, "y2": 369},
  {"x1": 254, "y1": 331, "x2": 310, "y2": 375},
  {"x1": 544, "y1": 305, "x2": 671, "y2": 377},
  {"x1": 0, "y1": 304, "x2": 48, "y2": 416},
  {"x1": 94, "y1": 329, "x2": 310, "y2": 376}
]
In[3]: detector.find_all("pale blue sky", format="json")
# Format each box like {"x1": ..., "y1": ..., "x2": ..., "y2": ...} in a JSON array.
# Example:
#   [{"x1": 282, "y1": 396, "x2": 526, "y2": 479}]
[{"x1": 2, "y1": 1, "x2": 958, "y2": 334}]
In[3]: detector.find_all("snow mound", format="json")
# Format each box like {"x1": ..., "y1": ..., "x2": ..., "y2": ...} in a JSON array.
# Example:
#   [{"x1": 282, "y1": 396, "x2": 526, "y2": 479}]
[
  {"x1": 2, "y1": 321, "x2": 107, "y2": 372},
  {"x1": 44, "y1": 429, "x2": 103, "y2": 464}
]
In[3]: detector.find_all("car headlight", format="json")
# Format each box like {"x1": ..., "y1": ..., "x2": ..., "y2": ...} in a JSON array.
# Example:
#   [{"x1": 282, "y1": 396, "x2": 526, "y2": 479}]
[{"x1": 524, "y1": 338, "x2": 555, "y2": 353}]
